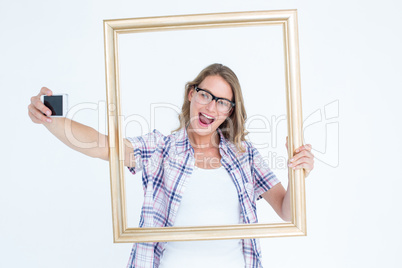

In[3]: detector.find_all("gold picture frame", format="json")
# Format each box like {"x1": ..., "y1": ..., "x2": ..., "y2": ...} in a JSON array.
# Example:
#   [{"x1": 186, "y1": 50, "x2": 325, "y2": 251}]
[{"x1": 104, "y1": 9, "x2": 305, "y2": 243}]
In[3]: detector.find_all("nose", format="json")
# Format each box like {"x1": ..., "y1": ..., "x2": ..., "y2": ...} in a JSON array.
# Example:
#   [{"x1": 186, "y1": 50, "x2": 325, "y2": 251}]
[{"x1": 205, "y1": 99, "x2": 217, "y2": 112}]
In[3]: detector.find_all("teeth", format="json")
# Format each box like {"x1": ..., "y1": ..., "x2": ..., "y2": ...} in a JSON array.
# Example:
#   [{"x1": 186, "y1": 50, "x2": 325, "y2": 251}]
[{"x1": 201, "y1": 113, "x2": 215, "y2": 120}]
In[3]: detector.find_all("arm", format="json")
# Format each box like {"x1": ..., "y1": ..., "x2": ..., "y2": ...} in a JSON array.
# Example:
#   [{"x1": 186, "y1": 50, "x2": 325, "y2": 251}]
[
  {"x1": 43, "y1": 117, "x2": 109, "y2": 160},
  {"x1": 261, "y1": 181, "x2": 291, "y2": 221},
  {"x1": 28, "y1": 87, "x2": 135, "y2": 166},
  {"x1": 261, "y1": 140, "x2": 314, "y2": 222}
]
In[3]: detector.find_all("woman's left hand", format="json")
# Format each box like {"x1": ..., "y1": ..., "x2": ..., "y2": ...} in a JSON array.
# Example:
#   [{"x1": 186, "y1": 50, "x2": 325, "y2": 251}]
[{"x1": 286, "y1": 137, "x2": 314, "y2": 178}]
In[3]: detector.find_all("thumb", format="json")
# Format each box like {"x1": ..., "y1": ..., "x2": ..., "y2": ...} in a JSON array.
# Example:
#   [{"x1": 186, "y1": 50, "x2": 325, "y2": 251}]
[{"x1": 285, "y1": 136, "x2": 288, "y2": 150}]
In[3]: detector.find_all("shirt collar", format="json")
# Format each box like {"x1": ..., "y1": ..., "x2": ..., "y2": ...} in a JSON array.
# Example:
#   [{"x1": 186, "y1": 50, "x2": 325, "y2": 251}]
[{"x1": 174, "y1": 126, "x2": 229, "y2": 156}]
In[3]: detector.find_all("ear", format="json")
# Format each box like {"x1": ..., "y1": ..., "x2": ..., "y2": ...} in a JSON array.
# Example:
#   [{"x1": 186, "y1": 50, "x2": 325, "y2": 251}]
[
  {"x1": 228, "y1": 108, "x2": 234, "y2": 117},
  {"x1": 188, "y1": 88, "x2": 195, "y2": 102}
]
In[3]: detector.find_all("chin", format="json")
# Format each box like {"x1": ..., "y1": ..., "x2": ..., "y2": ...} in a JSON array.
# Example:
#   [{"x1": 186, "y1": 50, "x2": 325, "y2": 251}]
[{"x1": 188, "y1": 121, "x2": 217, "y2": 136}]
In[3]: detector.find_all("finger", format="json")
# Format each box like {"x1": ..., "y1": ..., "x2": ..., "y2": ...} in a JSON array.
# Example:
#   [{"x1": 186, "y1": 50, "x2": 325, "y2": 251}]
[
  {"x1": 289, "y1": 162, "x2": 310, "y2": 169},
  {"x1": 31, "y1": 96, "x2": 52, "y2": 116},
  {"x1": 288, "y1": 155, "x2": 313, "y2": 167},
  {"x1": 28, "y1": 103, "x2": 52, "y2": 123},
  {"x1": 28, "y1": 109, "x2": 42, "y2": 124},
  {"x1": 28, "y1": 109, "x2": 48, "y2": 124},
  {"x1": 295, "y1": 144, "x2": 312, "y2": 153},
  {"x1": 290, "y1": 150, "x2": 314, "y2": 163},
  {"x1": 28, "y1": 103, "x2": 50, "y2": 123},
  {"x1": 37, "y1": 87, "x2": 53, "y2": 97},
  {"x1": 289, "y1": 156, "x2": 314, "y2": 166},
  {"x1": 288, "y1": 161, "x2": 314, "y2": 172},
  {"x1": 288, "y1": 163, "x2": 312, "y2": 178}
]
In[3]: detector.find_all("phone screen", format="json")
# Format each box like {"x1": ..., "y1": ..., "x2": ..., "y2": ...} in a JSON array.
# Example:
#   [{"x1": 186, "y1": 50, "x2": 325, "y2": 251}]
[{"x1": 43, "y1": 95, "x2": 63, "y2": 116}]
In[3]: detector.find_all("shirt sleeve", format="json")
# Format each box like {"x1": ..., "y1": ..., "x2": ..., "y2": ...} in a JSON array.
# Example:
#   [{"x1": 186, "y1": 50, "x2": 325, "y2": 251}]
[
  {"x1": 250, "y1": 145, "x2": 281, "y2": 200},
  {"x1": 126, "y1": 129, "x2": 164, "y2": 175}
]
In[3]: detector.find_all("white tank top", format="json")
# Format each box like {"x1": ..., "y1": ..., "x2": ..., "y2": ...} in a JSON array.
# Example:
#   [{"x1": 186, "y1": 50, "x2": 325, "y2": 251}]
[{"x1": 159, "y1": 165, "x2": 245, "y2": 268}]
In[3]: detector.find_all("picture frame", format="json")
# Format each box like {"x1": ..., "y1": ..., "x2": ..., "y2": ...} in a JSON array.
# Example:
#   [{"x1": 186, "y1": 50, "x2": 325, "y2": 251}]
[{"x1": 104, "y1": 9, "x2": 306, "y2": 243}]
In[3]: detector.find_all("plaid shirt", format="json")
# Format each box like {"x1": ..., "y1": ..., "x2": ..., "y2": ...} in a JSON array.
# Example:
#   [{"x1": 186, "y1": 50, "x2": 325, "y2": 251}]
[{"x1": 126, "y1": 127, "x2": 280, "y2": 268}]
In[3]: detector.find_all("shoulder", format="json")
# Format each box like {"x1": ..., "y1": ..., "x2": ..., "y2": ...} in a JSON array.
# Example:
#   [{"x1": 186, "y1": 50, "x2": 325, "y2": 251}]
[
  {"x1": 126, "y1": 129, "x2": 174, "y2": 149},
  {"x1": 148, "y1": 129, "x2": 179, "y2": 147},
  {"x1": 126, "y1": 129, "x2": 163, "y2": 140},
  {"x1": 243, "y1": 140, "x2": 255, "y2": 151},
  {"x1": 150, "y1": 128, "x2": 185, "y2": 150},
  {"x1": 222, "y1": 137, "x2": 256, "y2": 160}
]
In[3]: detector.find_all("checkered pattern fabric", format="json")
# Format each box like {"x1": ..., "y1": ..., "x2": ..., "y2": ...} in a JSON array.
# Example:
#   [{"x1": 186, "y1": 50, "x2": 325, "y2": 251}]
[{"x1": 126, "y1": 127, "x2": 280, "y2": 268}]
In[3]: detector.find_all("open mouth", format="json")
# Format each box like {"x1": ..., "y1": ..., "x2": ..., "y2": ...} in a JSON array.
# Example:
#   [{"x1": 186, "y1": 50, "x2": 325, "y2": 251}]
[{"x1": 198, "y1": 112, "x2": 215, "y2": 127}]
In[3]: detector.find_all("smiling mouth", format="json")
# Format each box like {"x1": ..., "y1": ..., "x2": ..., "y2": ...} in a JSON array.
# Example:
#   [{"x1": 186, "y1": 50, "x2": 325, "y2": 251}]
[{"x1": 198, "y1": 112, "x2": 215, "y2": 126}]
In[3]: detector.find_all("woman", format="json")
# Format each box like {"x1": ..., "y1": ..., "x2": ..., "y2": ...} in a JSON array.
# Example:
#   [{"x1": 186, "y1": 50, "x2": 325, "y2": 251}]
[{"x1": 28, "y1": 63, "x2": 314, "y2": 268}]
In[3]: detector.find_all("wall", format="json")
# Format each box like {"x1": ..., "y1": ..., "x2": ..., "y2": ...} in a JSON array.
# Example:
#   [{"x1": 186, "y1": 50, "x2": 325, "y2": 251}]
[{"x1": 1, "y1": 0, "x2": 401, "y2": 267}]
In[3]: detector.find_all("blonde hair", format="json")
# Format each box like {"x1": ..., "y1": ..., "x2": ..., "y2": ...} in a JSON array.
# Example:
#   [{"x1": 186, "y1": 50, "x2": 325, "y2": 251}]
[{"x1": 173, "y1": 63, "x2": 248, "y2": 153}]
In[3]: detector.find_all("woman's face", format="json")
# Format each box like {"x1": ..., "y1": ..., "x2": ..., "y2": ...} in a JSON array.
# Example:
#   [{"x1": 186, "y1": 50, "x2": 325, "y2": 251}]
[{"x1": 188, "y1": 75, "x2": 233, "y2": 138}]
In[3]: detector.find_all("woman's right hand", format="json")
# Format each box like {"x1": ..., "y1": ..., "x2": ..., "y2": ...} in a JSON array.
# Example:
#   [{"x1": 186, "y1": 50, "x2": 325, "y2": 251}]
[
  {"x1": 28, "y1": 87, "x2": 53, "y2": 124},
  {"x1": 27, "y1": 87, "x2": 112, "y2": 161}
]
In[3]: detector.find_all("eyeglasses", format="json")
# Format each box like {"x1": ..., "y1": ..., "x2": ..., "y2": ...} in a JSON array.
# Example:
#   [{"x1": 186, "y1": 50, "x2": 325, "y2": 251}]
[{"x1": 194, "y1": 86, "x2": 235, "y2": 113}]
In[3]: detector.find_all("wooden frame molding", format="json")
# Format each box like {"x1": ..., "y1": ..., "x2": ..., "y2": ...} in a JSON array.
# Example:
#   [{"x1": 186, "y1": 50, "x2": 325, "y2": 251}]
[{"x1": 104, "y1": 9, "x2": 306, "y2": 243}]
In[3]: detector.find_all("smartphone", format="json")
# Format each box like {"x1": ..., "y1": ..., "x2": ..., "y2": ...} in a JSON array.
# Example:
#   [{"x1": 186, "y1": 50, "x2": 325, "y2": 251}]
[{"x1": 41, "y1": 94, "x2": 68, "y2": 117}]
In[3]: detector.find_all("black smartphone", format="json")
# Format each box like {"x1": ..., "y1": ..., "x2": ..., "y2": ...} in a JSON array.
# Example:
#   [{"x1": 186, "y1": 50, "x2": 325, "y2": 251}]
[{"x1": 41, "y1": 94, "x2": 68, "y2": 117}]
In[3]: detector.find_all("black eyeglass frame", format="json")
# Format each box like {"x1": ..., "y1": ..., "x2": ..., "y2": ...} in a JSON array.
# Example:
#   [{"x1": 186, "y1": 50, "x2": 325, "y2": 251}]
[{"x1": 194, "y1": 86, "x2": 236, "y2": 111}]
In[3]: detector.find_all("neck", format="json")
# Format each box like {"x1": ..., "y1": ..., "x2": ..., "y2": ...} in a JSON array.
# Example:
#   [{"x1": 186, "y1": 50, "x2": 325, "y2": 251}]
[{"x1": 187, "y1": 126, "x2": 220, "y2": 150}]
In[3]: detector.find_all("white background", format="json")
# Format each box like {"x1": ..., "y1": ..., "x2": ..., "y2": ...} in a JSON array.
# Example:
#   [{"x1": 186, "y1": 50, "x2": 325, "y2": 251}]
[
  {"x1": 1, "y1": 0, "x2": 401, "y2": 267},
  {"x1": 119, "y1": 24, "x2": 288, "y2": 225}
]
